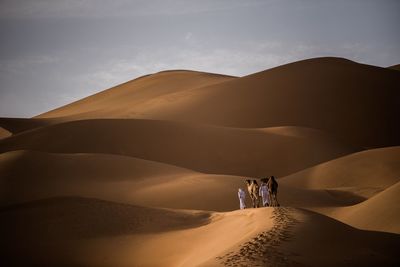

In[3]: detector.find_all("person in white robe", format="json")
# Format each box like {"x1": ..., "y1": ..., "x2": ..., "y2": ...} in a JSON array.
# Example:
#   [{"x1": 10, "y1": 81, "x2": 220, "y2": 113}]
[
  {"x1": 259, "y1": 181, "x2": 269, "y2": 207},
  {"x1": 238, "y1": 188, "x2": 246, "y2": 209}
]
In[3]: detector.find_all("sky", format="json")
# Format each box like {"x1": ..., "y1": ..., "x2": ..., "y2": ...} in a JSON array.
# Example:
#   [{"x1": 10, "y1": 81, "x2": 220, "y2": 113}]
[{"x1": 0, "y1": 0, "x2": 399, "y2": 118}]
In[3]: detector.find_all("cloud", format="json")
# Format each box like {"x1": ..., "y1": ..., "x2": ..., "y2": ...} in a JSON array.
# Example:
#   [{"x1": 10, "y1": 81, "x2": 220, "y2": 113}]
[
  {"x1": 0, "y1": 55, "x2": 59, "y2": 74},
  {"x1": 185, "y1": 32, "x2": 193, "y2": 41}
]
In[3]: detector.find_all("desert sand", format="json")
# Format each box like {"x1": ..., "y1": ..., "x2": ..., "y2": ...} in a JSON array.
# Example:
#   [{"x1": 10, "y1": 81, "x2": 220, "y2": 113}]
[
  {"x1": 1, "y1": 57, "x2": 399, "y2": 266},
  {"x1": 0, "y1": 127, "x2": 11, "y2": 139},
  {"x1": 388, "y1": 64, "x2": 400, "y2": 71}
]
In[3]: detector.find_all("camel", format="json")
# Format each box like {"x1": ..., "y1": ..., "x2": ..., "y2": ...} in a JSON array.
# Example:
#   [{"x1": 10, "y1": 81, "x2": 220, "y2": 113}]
[
  {"x1": 246, "y1": 179, "x2": 260, "y2": 208},
  {"x1": 266, "y1": 176, "x2": 279, "y2": 207}
]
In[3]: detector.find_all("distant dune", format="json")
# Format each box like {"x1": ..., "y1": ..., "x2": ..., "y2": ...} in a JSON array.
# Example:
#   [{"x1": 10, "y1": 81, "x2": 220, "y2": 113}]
[
  {"x1": 0, "y1": 150, "x2": 193, "y2": 206},
  {"x1": 0, "y1": 117, "x2": 58, "y2": 135},
  {"x1": 30, "y1": 57, "x2": 400, "y2": 148},
  {"x1": 36, "y1": 70, "x2": 235, "y2": 119},
  {"x1": 1, "y1": 57, "x2": 399, "y2": 266},
  {"x1": 1, "y1": 150, "x2": 363, "y2": 211},
  {"x1": 388, "y1": 64, "x2": 400, "y2": 71},
  {"x1": 280, "y1": 146, "x2": 400, "y2": 196},
  {"x1": 320, "y1": 181, "x2": 400, "y2": 234},
  {"x1": 0, "y1": 127, "x2": 11, "y2": 139},
  {"x1": 0, "y1": 119, "x2": 355, "y2": 177},
  {"x1": 279, "y1": 146, "x2": 400, "y2": 233}
]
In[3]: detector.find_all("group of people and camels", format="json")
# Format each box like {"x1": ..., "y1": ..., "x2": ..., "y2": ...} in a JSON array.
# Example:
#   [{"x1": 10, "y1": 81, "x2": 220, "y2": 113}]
[{"x1": 238, "y1": 176, "x2": 279, "y2": 209}]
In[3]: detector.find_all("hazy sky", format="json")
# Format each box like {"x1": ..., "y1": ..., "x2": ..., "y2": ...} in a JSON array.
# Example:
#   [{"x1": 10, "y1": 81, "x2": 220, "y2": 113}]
[{"x1": 1, "y1": 0, "x2": 399, "y2": 117}]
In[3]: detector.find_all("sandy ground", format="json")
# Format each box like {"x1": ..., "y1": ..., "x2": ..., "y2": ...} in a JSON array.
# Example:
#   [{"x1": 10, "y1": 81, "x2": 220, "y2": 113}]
[
  {"x1": 1, "y1": 57, "x2": 399, "y2": 266},
  {"x1": 0, "y1": 127, "x2": 11, "y2": 139}
]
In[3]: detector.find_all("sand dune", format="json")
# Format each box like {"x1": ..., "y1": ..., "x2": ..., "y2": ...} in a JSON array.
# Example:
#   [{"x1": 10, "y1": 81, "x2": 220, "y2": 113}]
[
  {"x1": 0, "y1": 127, "x2": 11, "y2": 139},
  {"x1": 0, "y1": 119, "x2": 356, "y2": 177},
  {"x1": 206, "y1": 208, "x2": 400, "y2": 267},
  {"x1": 0, "y1": 197, "x2": 210, "y2": 266},
  {"x1": 2, "y1": 57, "x2": 399, "y2": 266},
  {"x1": 280, "y1": 146, "x2": 400, "y2": 199},
  {"x1": 36, "y1": 70, "x2": 235, "y2": 119},
  {"x1": 128, "y1": 57, "x2": 400, "y2": 148},
  {"x1": 388, "y1": 64, "x2": 400, "y2": 71},
  {"x1": 1, "y1": 197, "x2": 398, "y2": 267},
  {"x1": 1, "y1": 150, "x2": 363, "y2": 211},
  {"x1": 34, "y1": 57, "x2": 400, "y2": 148},
  {"x1": 277, "y1": 208, "x2": 400, "y2": 267},
  {"x1": 0, "y1": 150, "x2": 193, "y2": 207},
  {"x1": 320, "y1": 181, "x2": 400, "y2": 234},
  {"x1": 0, "y1": 117, "x2": 59, "y2": 135},
  {"x1": 279, "y1": 147, "x2": 400, "y2": 233},
  {"x1": 0, "y1": 150, "x2": 249, "y2": 211},
  {"x1": 0, "y1": 196, "x2": 209, "y2": 238}
]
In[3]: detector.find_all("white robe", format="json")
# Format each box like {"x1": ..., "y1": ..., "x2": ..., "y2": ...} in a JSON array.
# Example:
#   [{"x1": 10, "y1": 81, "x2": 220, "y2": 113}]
[
  {"x1": 238, "y1": 189, "x2": 246, "y2": 209},
  {"x1": 259, "y1": 184, "x2": 269, "y2": 207}
]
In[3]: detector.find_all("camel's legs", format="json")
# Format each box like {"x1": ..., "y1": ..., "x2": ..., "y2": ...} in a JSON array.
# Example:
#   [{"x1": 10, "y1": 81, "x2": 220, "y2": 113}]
[
  {"x1": 270, "y1": 193, "x2": 278, "y2": 207},
  {"x1": 251, "y1": 195, "x2": 259, "y2": 208},
  {"x1": 268, "y1": 191, "x2": 274, "y2": 207},
  {"x1": 274, "y1": 192, "x2": 279, "y2": 207}
]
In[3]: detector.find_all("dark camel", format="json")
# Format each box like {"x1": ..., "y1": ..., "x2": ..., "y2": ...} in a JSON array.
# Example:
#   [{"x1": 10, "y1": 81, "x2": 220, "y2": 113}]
[{"x1": 266, "y1": 176, "x2": 279, "y2": 207}]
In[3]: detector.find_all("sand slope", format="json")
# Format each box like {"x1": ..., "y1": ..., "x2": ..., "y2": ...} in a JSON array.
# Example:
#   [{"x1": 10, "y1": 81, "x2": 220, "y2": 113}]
[
  {"x1": 129, "y1": 57, "x2": 400, "y2": 148},
  {"x1": 0, "y1": 150, "x2": 192, "y2": 206},
  {"x1": 278, "y1": 208, "x2": 399, "y2": 267},
  {"x1": 0, "y1": 117, "x2": 59, "y2": 135},
  {"x1": 33, "y1": 57, "x2": 400, "y2": 148},
  {"x1": 388, "y1": 64, "x2": 400, "y2": 71},
  {"x1": 321, "y1": 181, "x2": 400, "y2": 234},
  {"x1": 0, "y1": 197, "x2": 210, "y2": 266},
  {"x1": 0, "y1": 150, "x2": 249, "y2": 211},
  {"x1": 280, "y1": 146, "x2": 400, "y2": 199},
  {"x1": 1, "y1": 150, "x2": 360, "y2": 210},
  {"x1": 0, "y1": 127, "x2": 11, "y2": 139},
  {"x1": 36, "y1": 70, "x2": 235, "y2": 119},
  {"x1": 0, "y1": 119, "x2": 356, "y2": 177},
  {"x1": 278, "y1": 147, "x2": 400, "y2": 233},
  {"x1": 1, "y1": 198, "x2": 398, "y2": 267}
]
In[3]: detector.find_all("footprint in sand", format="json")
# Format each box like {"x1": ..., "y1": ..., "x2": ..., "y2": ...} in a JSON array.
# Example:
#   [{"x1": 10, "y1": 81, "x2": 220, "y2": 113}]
[{"x1": 217, "y1": 207, "x2": 304, "y2": 267}]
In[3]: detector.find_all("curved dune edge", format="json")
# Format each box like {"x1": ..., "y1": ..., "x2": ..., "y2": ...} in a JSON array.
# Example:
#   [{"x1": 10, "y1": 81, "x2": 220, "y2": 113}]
[
  {"x1": 126, "y1": 57, "x2": 400, "y2": 148},
  {"x1": 0, "y1": 150, "x2": 197, "y2": 207},
  {"x1": 35, "y1": 70, "x2": 236, "y2": 119},
  {"x1": 0, "y1": 118, "x2": 60, "y2": 135},
  {"x1": 3, "y1": 58, "x2": 399, "y2": 149},
  {"x1": 28, "y1": 57, "x2": 400, "y2": 148},
  {"x1": 316, "y1": 181, "x2": 400, "y2": 234},
  {"x1": 0, "y1": 127, "x2": 11, "y2": 139},
  {"x1": 0, "y1": 196, "x2": 273, "y2": 266},
  {"x1": 0, "y1": 119, "x2": 356, "y2": 177},
  {"x1": 388, "y1": 64, "x2": 400, "y2": 71},
  {"x1": 3, "y1": 149, "x2": 398, "y2": 235},
  {"x1": 280, "y1": 146, "x2": 400, "y2": 198},
  {"x1": 28, "y1": 57, "x2": 400, "y2": 147},
  {"x1": 1, "y1": 198, "x2": 398, "y2": 267},
  {"x1": 203, "y1": 208, "x2": 400, "y2": 267},
  {"x1": 1, "y1": 150, "x2": 365, "y2": 210}
]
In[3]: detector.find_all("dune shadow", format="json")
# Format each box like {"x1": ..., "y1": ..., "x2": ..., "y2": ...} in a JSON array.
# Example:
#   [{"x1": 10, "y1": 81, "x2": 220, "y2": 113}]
[
  {"x1": 0, "y1": 196, "x2": 211, "y2": 242},
  {"x1": 325, "y1": 189, "x2": 367, "y2": 205}
]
